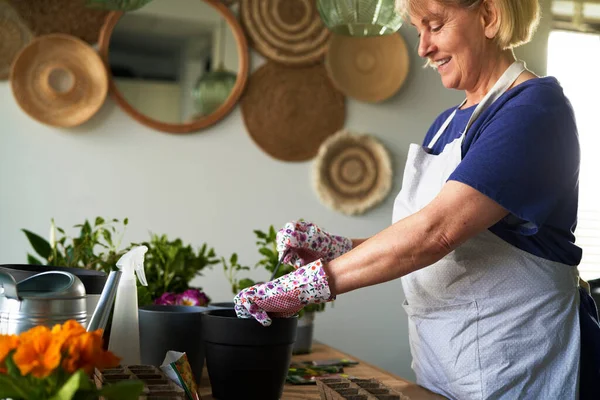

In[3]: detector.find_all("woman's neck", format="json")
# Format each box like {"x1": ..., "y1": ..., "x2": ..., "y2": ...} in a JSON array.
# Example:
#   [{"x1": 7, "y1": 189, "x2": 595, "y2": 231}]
[{"x1": 461, "y1": 50, "x2": 516, "y2": 109}]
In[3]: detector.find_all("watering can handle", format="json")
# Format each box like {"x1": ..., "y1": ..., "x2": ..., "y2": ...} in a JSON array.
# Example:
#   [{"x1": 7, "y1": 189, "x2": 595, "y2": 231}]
[
  {"x1": 0, "y1": 268, "x2": 20, "y2": 300},
  {"x1": 87, "y1": 270, "x2": 122, "y2": 332}
]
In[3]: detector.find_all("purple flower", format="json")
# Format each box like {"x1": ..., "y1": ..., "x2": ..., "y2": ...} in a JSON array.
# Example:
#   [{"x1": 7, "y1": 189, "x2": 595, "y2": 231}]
[
  {"x1": 154, "y1": 292, "x2": 178, "y2": 305},
  {"x1": 175, "y1": 288, "x2": 210, "y2": 306}
]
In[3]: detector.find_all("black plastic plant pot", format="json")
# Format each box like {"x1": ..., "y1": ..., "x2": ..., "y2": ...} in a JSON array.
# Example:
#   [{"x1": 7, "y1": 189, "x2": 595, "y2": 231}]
[
  {"x1": 207, "y1": 301, "x2": 235, "y2": 310},
  {"x1": 139, "y1": 305, "x2": 209, "y2": 384},
  {"x1": 201, "y1": 309, "x2": 297, "y2": 400}
]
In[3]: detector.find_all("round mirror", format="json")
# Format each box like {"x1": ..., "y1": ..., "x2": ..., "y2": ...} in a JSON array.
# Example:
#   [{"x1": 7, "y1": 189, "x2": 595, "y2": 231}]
[{"x1": 98, "y1": 0, "x2": 248, "y2": 133}]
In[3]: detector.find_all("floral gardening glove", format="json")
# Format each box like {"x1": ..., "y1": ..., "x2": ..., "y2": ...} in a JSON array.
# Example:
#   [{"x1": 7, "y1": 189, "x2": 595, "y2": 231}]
[
  {"x1": 276, "y1": 220, "x2": 352, "y2": 269},
  {"x1": 233, "y1": 259, "x2": 334, "y2": 327}
]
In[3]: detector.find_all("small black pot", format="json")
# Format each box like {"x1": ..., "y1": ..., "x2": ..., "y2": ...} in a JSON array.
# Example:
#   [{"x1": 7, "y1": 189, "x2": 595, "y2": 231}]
[
  {"x1": 201, "y1": 309, "x2": 297, "y2": 400},
  {"x1": 139, "y1": 305, "x2": 208, "y2": 383}
]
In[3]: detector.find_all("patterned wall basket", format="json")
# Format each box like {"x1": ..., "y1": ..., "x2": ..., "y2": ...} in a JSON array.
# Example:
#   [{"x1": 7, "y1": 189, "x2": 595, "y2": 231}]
[
  {"x1": 8, "y1": 0, "x2": 109, "y2": 44},
  {"x1": 240, "y1": 0, "x2": 330, "y2": 66},
  {"x1": 325, "y1": 32, "x2": 409, "y2": 103},
  {"x1": 241, "y1": 61, "x2": 345, "y2": 162},
  {"x1": 313, "y1": 130, "x2": 393, "y2": 215},
  {"x1": 10, "y1": 34, "x2": 108, "y2": 128},
  {"x1": 0, "y1": 1, "x2": 33, "y2": 80}
]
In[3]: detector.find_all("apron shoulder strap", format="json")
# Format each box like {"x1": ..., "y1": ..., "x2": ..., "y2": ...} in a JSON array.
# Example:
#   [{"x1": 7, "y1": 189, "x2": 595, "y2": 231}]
[{"x1": 426, "y1": 60, "x2": 527, "y2": 150}]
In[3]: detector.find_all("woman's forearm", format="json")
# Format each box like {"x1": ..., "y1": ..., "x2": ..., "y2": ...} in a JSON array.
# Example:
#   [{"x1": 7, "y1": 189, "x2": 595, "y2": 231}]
[
  {"x1": 326, "y1": 212, "x2": 449, "y2": 295},
  {"x1": 351, "y1": 238, "x2": 369, "y2": 248},
  {"x1": 325, "y1": 181, "x2": 510, "y2": 296}
]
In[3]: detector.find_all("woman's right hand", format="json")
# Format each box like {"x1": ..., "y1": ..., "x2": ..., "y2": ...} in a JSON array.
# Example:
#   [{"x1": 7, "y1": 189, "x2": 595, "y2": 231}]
[{"x1": 276, "y1": 220, "x2": 353, "y2": 268}]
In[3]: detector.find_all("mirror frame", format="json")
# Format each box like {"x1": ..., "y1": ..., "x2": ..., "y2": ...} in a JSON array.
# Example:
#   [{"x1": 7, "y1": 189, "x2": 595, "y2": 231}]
[{"x1": 98, "y1": 0, "x2": 249, "y2": 134}]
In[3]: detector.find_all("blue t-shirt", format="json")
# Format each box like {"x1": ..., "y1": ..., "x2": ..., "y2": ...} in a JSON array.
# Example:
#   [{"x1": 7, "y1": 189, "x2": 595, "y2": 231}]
[{"x1": 423, "y1": 76, "x2": 582, "y2": 266}]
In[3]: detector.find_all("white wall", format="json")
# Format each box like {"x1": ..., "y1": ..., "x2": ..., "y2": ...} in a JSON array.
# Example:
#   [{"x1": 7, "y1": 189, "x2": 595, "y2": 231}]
[{"x1": 0, "y1": 0, "x2": 550, "y2": 381}]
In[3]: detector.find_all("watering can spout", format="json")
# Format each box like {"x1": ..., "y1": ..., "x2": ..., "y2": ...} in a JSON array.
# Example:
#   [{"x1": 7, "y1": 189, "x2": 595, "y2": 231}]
[{"x1": 87, "y1": 270, "x2": 122, "y2": 332}]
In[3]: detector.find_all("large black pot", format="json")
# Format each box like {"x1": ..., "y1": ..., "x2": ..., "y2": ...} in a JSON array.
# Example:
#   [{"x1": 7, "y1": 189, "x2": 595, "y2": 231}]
[
  {"x1": 207, "y1": 301, "x2": 235, "y2": 310},
  {"x1": 201, "y1": 309, "x2": 297, "y2": 400}
]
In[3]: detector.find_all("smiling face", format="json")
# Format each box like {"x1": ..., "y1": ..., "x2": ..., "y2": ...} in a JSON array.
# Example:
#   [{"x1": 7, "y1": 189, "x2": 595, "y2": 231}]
[{"x1": 409, "y1": 0, "x2": 501, "y2": 91}]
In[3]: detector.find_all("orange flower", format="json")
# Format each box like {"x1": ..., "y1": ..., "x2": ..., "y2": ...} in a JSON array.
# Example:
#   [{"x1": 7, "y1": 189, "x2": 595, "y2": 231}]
[
  {"x1": 0, "y1": 334, "x2": 20, "y2": 362},
  {"x1": 62, "y1": 330, "x2": 119, "y2": 374},
  {"x1": 12, "y1": 326, "x2": 62, "y2": 378},
  {"x1": 0, "y1": 334, "x2": 20, "y2": 373},
  {"x1": 51, "y1": 319, "x2": 87, "y2": 350}
]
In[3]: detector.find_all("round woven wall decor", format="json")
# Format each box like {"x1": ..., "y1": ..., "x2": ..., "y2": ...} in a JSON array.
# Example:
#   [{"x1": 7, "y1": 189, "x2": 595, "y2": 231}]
[
  {"x1": 326, "y1": 32, "x2": 410, "y2": 103},
  {"x1": 240, "y1": 0, "x2": 330, "y2": 66},
  {"x1": 0, "y1": 1, "x2": 33, "y2": 80},
  {"x1": 10, "y1": 34, "x2": 108, "y2": 128},
  {"x1": 313, "y1": 130, "x2": 393, "y2": 215},
  {"x1": 9, "y1": 0, "x2": 109, "y2": 44},
  {"x1": 241, "y1": 62, "x2": 345, "y2": 162}
]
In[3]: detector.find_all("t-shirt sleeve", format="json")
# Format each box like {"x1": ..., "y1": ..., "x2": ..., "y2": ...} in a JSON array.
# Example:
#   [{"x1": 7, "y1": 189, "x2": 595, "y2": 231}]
[{"x1": 448, "y1": 104, "x2": 580, "y2": 235}]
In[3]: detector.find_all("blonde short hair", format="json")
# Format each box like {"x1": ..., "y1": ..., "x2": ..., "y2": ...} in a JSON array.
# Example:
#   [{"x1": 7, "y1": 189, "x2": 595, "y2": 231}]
[{"x1": 395, "y1": 0, "x2": 540, "y2": 49}]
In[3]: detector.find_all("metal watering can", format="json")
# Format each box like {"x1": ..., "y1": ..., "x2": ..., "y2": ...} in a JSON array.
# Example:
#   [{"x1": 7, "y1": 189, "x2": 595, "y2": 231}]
[{"x1": 0, "y1": 268, "x2": 121, "y2": 334}]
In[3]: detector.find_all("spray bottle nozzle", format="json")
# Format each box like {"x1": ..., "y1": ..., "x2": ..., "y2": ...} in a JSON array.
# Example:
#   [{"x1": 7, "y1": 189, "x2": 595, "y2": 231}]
[{"x1": 116, "y1": 245, "x2": 148, "y2": 286}]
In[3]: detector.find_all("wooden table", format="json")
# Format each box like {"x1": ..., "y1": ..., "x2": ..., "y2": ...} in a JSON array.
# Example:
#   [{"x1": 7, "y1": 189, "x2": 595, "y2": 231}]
[{"x1": 198, "y1": 342, "x2": 447, "y2": 399}]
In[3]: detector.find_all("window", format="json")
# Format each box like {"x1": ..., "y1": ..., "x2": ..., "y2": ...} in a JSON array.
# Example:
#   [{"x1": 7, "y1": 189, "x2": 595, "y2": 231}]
[{"x1": 547, "y1": 29, "x2": 600, "y2": 280}]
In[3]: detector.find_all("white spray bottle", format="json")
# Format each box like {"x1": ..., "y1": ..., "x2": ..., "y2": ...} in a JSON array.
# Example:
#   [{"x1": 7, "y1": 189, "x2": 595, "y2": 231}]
[{"x1": 108, "y1": 245, "x2": 148, "y2": 365}]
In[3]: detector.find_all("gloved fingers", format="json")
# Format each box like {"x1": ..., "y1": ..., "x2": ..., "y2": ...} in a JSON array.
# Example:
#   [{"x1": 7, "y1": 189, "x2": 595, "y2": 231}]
[
  {"x1": 234, "y1": 303, "x2": 252, "y2": 319},
  {"x1": 247, "y1": 303, "x2": 272, "y2": 327},
  {"x1": 234, "y1": 296, "x2": 273, "y2": 327},
  {"x1": 276, "y1": 220, "x2": 315, "y2": 252}
]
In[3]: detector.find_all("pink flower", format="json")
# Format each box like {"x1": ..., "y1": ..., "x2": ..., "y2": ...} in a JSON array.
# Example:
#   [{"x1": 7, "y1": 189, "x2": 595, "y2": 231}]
[
  {"x1": 175, "y1": 289, "x2": 210, "y2": 306},
  {"x1": 154, "y1": 292, "x2": 177, "y2": 305}
]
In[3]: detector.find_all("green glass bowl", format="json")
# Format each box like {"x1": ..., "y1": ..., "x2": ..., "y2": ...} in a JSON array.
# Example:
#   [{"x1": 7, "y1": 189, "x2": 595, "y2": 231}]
[
  {"x1": 192, "y1": 68, "x2": 237, "y2": 117},
  {"x1": 317, "y1": 0, "x2": 404, "y2": 37}
]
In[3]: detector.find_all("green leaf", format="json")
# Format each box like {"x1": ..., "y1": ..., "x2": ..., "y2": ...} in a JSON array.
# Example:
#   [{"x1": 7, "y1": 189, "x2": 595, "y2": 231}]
[
  {"x1": 0, "y1": 374, "x2": 31, "y2": 398},
  {"x1": 102, "y1": 229, "x2": 113, "y2": 246},
  {"x1": 27, "y1": 253, "x2": 43, "y2": 265},
  {"x1": 5, "y1": 352, "x2": 21, "y2": 378},
  {"x1": 99, "y1": 380, "x2": 144, "y2": 400},
  {"x1": 49, "y1": 370, "x2": 93, "y2": 400},
  {"x1": 22, "y1": 229, "x2": 52, "y2": 258},
  {"x1": 259, "y1": 248, "x2": 274, "y2": 258},
  {"x1": 238, "y1": 278, "x2": 256, "y2": 290},
  {"x1": 230, "y1": 253, "x2": 238, "y2": 265},
  {"x1": 95, "y1": 217, "x2": 105, "y2": 226},
  {"x1": 124, "y1": 217, "x2": 129, "y2": 225},
  {"x1": 137, "y1": 285, "x2": 153, "y2": 307},
  {"x1": 57, "y1": 227, "x2": 65, "y2": 234},
  {"x1": 253, "y1": 230, "x2": 267, "y2": 239}
]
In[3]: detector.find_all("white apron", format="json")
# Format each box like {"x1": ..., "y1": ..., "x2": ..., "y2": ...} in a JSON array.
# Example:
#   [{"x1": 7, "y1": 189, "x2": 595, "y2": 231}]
[{"x1": 393, "y1": 61, "x2": 580, "y2": 400}]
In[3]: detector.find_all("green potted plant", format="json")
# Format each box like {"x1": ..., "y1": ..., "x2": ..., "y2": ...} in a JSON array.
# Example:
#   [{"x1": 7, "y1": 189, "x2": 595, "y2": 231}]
[
  {"x1": 22, "y1": 217, "x2": 130, "y2": 272},
  {"x1": 0, "y1": 320, "x2": 144, "y2": 400},
  {"x1": 222, "y1": 225, "x2": 327, "y2": 354},
  {"x1": 137, "y1": 233, "x2": 220, "y2": 306},
  {"x1": 21, "y1": 218, "x2": 219, "y2": 305}
]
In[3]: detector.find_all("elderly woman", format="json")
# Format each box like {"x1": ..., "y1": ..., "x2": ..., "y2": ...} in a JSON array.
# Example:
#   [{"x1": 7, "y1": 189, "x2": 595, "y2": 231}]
[{"x1": 234, "y1": 0, "x2": 600, "y2": 398}]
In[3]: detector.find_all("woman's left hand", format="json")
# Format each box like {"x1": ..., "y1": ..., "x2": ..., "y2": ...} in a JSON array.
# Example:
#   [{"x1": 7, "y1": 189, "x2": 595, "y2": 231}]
[{"x1": 233, "y1": 259, "x2": 335, "y2": 326}]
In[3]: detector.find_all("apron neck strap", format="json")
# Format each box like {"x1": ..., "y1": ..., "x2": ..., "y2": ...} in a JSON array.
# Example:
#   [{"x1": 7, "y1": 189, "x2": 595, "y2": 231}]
[{"x1": 427, "y1": 60, "x2": 527, "y2": 149}]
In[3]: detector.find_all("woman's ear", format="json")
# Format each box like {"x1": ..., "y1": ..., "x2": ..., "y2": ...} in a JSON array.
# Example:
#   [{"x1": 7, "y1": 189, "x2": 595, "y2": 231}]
[{"x1": 481, "y1": 0, "x2": 501, "y2": 40}]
